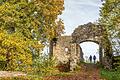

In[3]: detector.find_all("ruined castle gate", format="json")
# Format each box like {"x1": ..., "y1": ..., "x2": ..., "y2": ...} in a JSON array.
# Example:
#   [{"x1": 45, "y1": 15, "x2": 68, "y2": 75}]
[
  {"x1": 51, "y1": 22, "x2": 112, "y2": 71},
  {"x1": 72, "y1": 22, "x2": 104, "y2": 63}
]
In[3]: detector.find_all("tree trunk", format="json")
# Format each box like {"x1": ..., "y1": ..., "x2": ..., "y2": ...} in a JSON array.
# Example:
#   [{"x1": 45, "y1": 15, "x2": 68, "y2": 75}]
[{"x1": 49, "y1": 40, "x2": 53, "y2": 59}]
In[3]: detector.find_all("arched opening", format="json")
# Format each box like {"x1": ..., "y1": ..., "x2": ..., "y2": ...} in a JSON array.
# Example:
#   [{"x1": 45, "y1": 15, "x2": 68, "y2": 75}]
[{"x1": 79, "y1": 41, "x2": 99, "y2": 63}]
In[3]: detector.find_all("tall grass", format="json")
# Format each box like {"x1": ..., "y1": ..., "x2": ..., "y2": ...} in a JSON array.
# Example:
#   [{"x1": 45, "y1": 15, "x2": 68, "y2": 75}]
[
  {"x1": 0, "y1": 54, "x2": 57, "y2": 80},
  {"x1": 30, "y1": 54, "x2": 58, "y2": 77}
]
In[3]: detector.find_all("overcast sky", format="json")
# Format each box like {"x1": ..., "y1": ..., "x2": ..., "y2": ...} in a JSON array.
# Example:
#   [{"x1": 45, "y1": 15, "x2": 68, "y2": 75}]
[
  {"x1": 80, "y1": 42, "x2": 99, "y2": 62},
  {"x1": 60, "y1": 0, "x2": 102, "y2": 35},
  {"x1": 59, "y1": 0, "x2": 102, "y2": 62}
]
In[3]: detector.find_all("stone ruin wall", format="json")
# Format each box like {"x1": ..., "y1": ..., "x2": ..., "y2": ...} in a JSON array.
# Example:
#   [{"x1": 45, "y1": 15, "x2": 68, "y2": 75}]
[
  {"x1": 52, "y1": 22, "x2": 113, "y2": 70},
  {"x1": 53, "y1": 36, "x2": 72, "y2": 63},
  {"x1": 53, "y1": 36, "x2": 83, "y2": 71}
]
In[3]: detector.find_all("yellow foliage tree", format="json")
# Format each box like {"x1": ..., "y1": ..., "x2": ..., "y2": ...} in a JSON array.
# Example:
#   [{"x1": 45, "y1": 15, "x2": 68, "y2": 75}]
[{"x1": 0, "y1": 0, "x2": 64, "y2": 70}]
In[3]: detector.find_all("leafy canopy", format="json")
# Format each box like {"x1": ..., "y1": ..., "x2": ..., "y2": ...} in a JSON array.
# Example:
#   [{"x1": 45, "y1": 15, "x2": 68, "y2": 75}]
[
  {"x1": 0, "y1": 0, "x2": 64, "y2": 70},
  {"x1": 100, "y1": 0, "x2": 120, "y2": 69}
]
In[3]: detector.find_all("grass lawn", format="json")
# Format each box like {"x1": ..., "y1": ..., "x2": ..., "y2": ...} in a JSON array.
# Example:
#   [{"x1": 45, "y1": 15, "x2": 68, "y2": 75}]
[{"x1": 100, "y1": 69, "x2": 120, "y2": 80}]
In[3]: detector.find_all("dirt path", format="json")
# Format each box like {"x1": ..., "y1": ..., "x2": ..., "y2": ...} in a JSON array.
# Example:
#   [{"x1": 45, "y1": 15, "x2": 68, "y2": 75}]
[
  {"x1": 0, "y1": 71, "x2": 26, "y2": 77},
  {"x1": 44, "y1": 64, "x2": 104, "y2": 80}
]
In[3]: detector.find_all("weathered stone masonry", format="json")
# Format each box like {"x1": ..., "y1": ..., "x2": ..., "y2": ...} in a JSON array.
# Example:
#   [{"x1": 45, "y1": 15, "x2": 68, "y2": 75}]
[
  {"x1": 51, "y1": 22, "x2": 113, "y2": 71},
  {"x1": 52, "y1": 36, "x2": 83, "y2": 71}
]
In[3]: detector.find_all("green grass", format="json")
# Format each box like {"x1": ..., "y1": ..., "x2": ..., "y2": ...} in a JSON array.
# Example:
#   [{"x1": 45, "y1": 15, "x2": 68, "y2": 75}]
[{"x1": 100, "y1": 69, "x2": 120, "y2": 80}]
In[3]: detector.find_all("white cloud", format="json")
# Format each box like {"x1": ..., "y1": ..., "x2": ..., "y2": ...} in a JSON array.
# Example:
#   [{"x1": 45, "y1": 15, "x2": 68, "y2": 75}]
[
  {"x1": 58, "y1": 0, "x2": 102, "y2": 61},
  {"x1": 59, "y1": 0, "x2": 102, "y2": 35}
]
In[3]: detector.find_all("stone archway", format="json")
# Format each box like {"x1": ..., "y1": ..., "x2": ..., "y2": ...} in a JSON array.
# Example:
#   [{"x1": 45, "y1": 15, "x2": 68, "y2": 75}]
[
  {"x1": 51, "y1": 22, "x2": 113, "y2": 71},
  {"x1": 72, "y1": 22, "x2": 104, "y2": 64},
  {"x1": 71, "y1": 22, "x2": 112, "y2": 68}
]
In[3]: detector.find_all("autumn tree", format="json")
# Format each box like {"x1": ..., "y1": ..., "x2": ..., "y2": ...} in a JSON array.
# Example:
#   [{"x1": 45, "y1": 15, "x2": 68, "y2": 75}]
[
  {"x1": 0, "y1": 0, "x2": 64, "y2": 70},
  {"x1": 99, "y1": 0, "x2": 120, "y2": 69},
  {"x1": 100, "y1": 0, "x2": 120, "y2": 47}
]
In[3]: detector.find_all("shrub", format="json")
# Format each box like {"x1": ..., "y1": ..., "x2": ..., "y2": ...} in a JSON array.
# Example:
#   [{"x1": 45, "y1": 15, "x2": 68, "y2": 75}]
[
  {"x1": 31, "y1": 54, "x2": 57, "y2": 76},
  {"x1": 56, "y1": 61, "x2": 70, "y2": 72},
  {"x1": 0, "y1": 61, "x2": 6, "y2": 70},
  {"x1": 112, "y1": 56, "x2": 120, "y2": 70}
]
